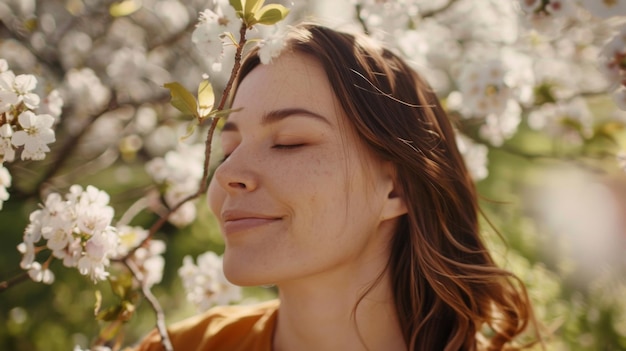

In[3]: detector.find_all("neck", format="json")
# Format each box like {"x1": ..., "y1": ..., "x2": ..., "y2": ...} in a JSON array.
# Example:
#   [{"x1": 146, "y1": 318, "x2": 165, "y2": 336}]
[{"x1": 272, "y1": 260, "x2": 406, "y2": 351}]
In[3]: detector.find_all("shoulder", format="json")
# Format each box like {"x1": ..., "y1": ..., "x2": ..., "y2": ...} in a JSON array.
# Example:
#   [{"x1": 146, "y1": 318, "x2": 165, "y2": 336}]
[{"x1": 130, "y1": 299, "x2": 279, "y2": 351}]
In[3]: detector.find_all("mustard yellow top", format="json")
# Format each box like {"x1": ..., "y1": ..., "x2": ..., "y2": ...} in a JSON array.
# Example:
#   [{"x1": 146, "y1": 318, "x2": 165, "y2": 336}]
[{"x1": 131, "y1": 299, "x2": 280, "y2": 351}]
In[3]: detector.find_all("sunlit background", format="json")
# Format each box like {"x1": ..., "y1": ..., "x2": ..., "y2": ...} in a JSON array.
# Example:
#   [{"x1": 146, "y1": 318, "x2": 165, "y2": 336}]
[{"x1": 1, "y1": 0, "x2": 626, "y2": 350}]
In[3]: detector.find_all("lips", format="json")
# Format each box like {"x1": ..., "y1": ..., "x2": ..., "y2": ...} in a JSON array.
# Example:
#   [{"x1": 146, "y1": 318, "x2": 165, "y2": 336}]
[{"x1": 221, "y1": 210, "x2": 282, "y2": 235}]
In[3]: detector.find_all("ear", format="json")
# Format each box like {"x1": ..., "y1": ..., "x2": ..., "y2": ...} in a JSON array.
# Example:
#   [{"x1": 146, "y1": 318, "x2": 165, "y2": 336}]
[{"x1": 380, "y1": 164, "x2": 408, "y2": 221}]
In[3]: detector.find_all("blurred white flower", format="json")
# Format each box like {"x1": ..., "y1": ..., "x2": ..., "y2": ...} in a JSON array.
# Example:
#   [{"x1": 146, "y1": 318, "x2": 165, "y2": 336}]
[
  {"x1": 38, "y1": 89, "x2": 64, "y2": 119},
  {"x1": 18, "y1": 185, "x2": 120, "y2": 283},
  {"x1": 458, "y1": 59, "x2": 512, "y2": 117},
  {"x1": 165, "y1": 191, "x2": 198, "y2": 228},
  {"x1": 579, "y1": 0, "x2": 626, "y2": 18},
  {"x1": 58, "y1": 31, "x2": 92, "y2": 70},
  {"x1": 479, "y1": 99, "x2": 522, "y2": 146},
  {"x1": 258, "y1": 25, "x2": 287, "y2": 65},
  {"x1": 11, "y1": 111, "x2": 55, "y2": 161},
  {"x1": 527, "y1": 97, "x2": 593, "y2": 143},
  {"x1": 146, "y1": 142, "x2": 205, "y2": 227},
  {"x1": 356, "y1": 0, "x2": 418, "y2": 41},
  {"x1": 155, "y1": 0, "x2": 190, "y2": 32},
  {"x1": 455, "y1": 58, "x2": 524, "y2": 145},
  {"x1": 455, "y1": 134, "x2": 489, "y2": 181},
  {"x1": 179, "y1": 252, "x2": 242, "y2": 312},
  {"x1": 0, "y1": 124, "x2": 15, "y2": 162},
  {"x1": 116, "y1": 226, "x2": 165, "y2": 288},
  {"x1": 599, "y1": 25, "x2": 626, "y2": 91},
  {"x1": 0, "y1": 164, "x2": 10, "y2": 209},
  {"x1": 528, "y1": 168, "x2": 626, "y2": 280},
  {"x1": 63, "y1": 68, "x2": 111, "y2": 114}
]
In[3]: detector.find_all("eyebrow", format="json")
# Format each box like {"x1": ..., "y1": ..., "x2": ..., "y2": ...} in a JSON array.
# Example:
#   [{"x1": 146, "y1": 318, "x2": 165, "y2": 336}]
[{"x1": 222, "y1": 108, "x2": 331, "y2": 132}]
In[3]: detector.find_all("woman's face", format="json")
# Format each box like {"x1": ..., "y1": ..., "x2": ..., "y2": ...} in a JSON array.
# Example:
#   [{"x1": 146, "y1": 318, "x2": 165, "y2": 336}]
[{"x1": 208, "y1": 52, "x2": 406, "y2": 286}]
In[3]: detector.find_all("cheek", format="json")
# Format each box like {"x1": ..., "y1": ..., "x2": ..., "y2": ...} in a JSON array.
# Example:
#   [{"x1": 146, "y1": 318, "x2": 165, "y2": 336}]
[{"x1": 207, "y1": 178, "x2": 224, "y2": 216}]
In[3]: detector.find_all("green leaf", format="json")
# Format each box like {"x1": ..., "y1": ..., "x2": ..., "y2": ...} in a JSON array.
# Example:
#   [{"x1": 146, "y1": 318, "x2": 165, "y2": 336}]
[
  {"x1": 164, "y1": 82, "x2": 198, "y2": 117},
  {"x1": 229, "y1": 0, "x2": 243, "y2": 13},
  {"x1": 180, "y1": 119, "x2": 200, "y2": 141},
  {"x1": 109, "y1": 274, "x2": 133, "y2": 299},
  {"x1": 223, "y1": 31, "x2": 239, "y2": 46},
  {"x1": 109, "y1": 0, "x2": 141, "y2": 17},
  {"x1": 198, "y1": 79, "x2": 215, "y2": 118},
  {"x1": 244, "y1": 0, "x2": 264, "y2": 17},
  {"x1": 207, "y1": 107, "x2": 243, "y2": 119},
  {"x1": 96, "y1": 305, "x2": 123, "y2": 322},
  {"x1": 255, "y1": 4, "x2": 290, "y2": 25}
]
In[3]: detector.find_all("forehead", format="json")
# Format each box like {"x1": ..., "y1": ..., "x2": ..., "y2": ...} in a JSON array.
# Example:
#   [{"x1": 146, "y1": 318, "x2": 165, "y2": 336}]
[{"x1": 230, "y1": 52, "x2": 342, "y2": 126}]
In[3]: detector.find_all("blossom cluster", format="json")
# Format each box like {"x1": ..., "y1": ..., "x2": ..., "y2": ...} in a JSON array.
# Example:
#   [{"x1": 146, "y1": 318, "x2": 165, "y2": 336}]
[
  {"x1": 178, "y1": 251, "x2": 242, "y2": 312},
  {"x1": 0, "y1": 58, "x2": 63, "y2": 210},
  {"x1": 18, "y1": 185, "x2": 119, "y2": 283},
  {"x1": 191, "y1": 0, "x2": 241, "y2": 72}
]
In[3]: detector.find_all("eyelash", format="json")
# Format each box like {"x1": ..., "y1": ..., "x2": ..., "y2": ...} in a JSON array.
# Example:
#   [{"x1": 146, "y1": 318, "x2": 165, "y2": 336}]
[
  {"x1": 221, "y1": 144, "x2": 304, "y2": 162},
  {"x1": 272, "y1": 144, "x2": 305, "y2": 150}
]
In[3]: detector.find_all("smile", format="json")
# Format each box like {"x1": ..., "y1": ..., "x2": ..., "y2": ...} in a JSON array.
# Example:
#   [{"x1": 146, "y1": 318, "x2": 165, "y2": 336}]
[{"x1": 221, "y1": 211, "x2": 282, "y2": 235}]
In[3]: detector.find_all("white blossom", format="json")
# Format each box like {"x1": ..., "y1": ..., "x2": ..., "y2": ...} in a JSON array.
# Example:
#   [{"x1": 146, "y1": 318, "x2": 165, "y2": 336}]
[
  {"x1": 0, "y1": 72, "x2": 40, "y2": 109},
  {"x1": 0, "y1": 124, "x2": 15, "y2": 162},
  {"x1": 179, "y1": 252, "x2": 242, "y2": 312},
  {"x1": 77, "y1": 228, "x2": 119, "y2": 282},
  {"x1": 599, "y1": 25, "x2": 626, "y2": 89},
  {"x1": 26, "y1": 261, "x2": 55, "y2": 284},
  {"x1": 10, "y1": 111, "x2": 55, "y2": 160},
  {"x1": 116, "y1": 226, "x2": 165, "y2": 288},
  {"x1": 0, "y1": 165, "x2": 9, "y2": 209},
  {"x1": 146, "y1": 143, "x2": 205, "y2": 226},
  {"x1": 456, "y1": 134, "x2": 489, "y2": 181},
  {"x1": 17, "y1": 241, "x2": 35, "y2": 269}
]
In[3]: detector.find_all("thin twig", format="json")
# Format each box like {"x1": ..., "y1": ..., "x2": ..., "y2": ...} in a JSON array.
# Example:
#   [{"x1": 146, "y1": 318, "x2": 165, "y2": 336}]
[
  {"x1": 354, "y1": 4, "x2": 370, "y2": 35},
  {"x1": 0, "y1": 272, "x2": 30, "y2": 292},
  {"x1": 124, "y1": 259, "x2": 173, "y2": 351},
  {"x1": 126, "y1": 22, "x2": 249, "y2": 258},
  {"x1": 421, "y1": 0, "x2": 459, "y2": 18}
]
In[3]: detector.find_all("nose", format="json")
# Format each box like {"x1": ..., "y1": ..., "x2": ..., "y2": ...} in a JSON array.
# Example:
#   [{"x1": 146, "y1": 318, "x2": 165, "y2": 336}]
[{"x1": 212, "y1": 148, "x2": 258, "y2": 194}]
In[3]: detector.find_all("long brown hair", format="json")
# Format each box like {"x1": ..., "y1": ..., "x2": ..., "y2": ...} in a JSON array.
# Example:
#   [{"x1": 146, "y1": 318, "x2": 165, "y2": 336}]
[{"x1": 235, "y1": 23, "x2": 537, "y2": 351}]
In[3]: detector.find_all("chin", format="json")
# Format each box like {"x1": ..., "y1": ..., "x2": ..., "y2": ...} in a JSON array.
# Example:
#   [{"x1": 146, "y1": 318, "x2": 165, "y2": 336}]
[{"x1": 223, "y1": 251, "x2": 277, "y2": 287}]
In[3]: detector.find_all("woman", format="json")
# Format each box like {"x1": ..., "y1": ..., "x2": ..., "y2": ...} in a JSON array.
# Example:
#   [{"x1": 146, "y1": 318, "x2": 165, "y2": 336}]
[{"x1": 134, "y1": 23, "x2": 537, "y2": 351}]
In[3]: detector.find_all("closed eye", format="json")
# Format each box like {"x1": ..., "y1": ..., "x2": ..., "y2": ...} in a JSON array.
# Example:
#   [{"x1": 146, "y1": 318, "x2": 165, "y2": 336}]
[{"x1": 272, "y1": 144, "x2": 305, "y2": 150}]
